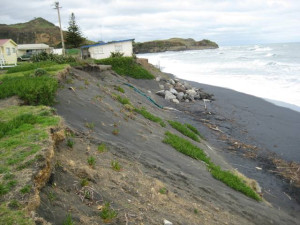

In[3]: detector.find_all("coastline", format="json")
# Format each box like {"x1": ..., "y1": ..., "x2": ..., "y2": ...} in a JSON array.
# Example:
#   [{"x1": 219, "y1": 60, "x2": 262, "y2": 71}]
[{"x1": 164, "y1": 75, "x2": 300, "y2": 217}]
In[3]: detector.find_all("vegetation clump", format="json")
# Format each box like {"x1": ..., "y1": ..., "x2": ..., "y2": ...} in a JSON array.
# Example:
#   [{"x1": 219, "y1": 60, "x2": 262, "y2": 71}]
[
  {"x1": 111, "y1": 160, "x2": 121, "y2": 171},
  {"x1": 168, "y1": 121, "x2": 200, "y2": 142},
  {"x1": 116, "y1": 95, "x2": 130, "y2": 105},
  {"x1": 134, "y1": 107, "x2": 166, "y2": 127},
  {"x1": 163, "y1": 131, "x2": 261, "y2": 201},
  {"x1": 97, "y1": 143, "x2": 107, "y2": 153},
  {"x1": 87, "y1": 156, "x2": 96, "y2": 167},
  {"x1": 95, "y1": 57, "x2": 154, "y2": 79},
  {"x1": 99, "y1": 202, "x2": 118, "y2": 221}
]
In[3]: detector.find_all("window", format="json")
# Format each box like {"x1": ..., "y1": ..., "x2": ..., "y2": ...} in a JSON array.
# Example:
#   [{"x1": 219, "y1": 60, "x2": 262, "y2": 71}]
[
  {"x1": 6, "y1": 47, "x2": 11, "y2": 56},
  {"x1": 115, "y1": 45, "x2": 123, "y2": 52},
  {"x1": 12, "y1": 48, "x2": 16, "y2": 53}
]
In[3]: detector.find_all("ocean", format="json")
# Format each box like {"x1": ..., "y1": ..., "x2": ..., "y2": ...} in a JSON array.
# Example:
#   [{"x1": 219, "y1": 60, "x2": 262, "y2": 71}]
[{"x1": 138, "y1": 42, "x2": 300, "y2": 112}]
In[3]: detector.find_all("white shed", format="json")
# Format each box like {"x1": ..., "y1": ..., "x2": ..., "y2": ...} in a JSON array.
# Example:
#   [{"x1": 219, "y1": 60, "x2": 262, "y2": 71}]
[{"x1": 81, "y1": 39, "x2": 134, "y2": 59}]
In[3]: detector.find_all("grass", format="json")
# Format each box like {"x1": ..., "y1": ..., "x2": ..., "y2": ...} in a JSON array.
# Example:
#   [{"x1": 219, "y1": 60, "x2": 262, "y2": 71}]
[
  {"x1": 163, "y1": 131, "x2": 261, "y2": 201},
  {"x1": 80, "y1": 178, "x2": 89, "y2": 187},
  {"x1": 97, "y1": 143, "x2": 107, "y2": 153},
  {"x1": 134, "y1": 107, "x2": 166, "y2": 127},
  {"x1": 95, "y1": 57, "x2": 154, "y2": 79},
  {"x1": 185, "y1": 123, "x2": 206, "y2": 140},
  {"x1": 168, "y1": 120, "x2": 200, "y2": 142},
  {"x1": 112, "y1": 129, "x2": 119, "y2": 135},
  {"x1": 99, "y1": 202, "x2": 118, "y2": 221},
  {"x1": 85, "y1": 122, "x2": 95, "y2": 130},
  {"x1": 111, "y1": 160, "x2": 121, "y2": 171},
  {"x1": 159, "y1": 187, "x2": 167, "y2": 194},
  {"x1": 87, "y1": 156, "x2": 96, "y2": 167},
  {"x1": 6, "y1": 61, "x2": 58, "y2": 74},
  {"x1": 0, "y1": 204, "x2": 35, "y2": 225},
  {"x1": 63, "y1": 213, "x2": 74, "y2": 225},
  {"x1": 114, "y1": 85, "x2": 125, "y2": 93},
  {"x1": 116, "y1": 95, "x2": 130, "y2": 105},
  {"x1": 20, "y1": 184, "x2": 31, "y2": 194},
  {"x1": 67, "y1": 139, "x2": 74, "y2": 148}
]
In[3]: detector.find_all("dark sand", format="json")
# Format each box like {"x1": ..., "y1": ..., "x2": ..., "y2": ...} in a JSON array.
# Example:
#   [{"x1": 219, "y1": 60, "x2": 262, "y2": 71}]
[{"x1": 53, "y1": 68, "x2": 300, "y2": 224}]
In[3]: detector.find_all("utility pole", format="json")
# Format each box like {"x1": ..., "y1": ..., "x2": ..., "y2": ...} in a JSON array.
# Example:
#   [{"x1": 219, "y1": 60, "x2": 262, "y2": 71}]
[{"x1": 54, "y1": 2, "x2": 65, "y2": 55}]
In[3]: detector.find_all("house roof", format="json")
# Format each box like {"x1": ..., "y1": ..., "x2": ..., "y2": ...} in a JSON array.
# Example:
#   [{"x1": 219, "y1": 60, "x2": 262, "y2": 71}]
[
  {"x1": 0, "y1": 39, "x2": 17, "y2": 47},
  {"x1": 81, "y1": 39, "x2": 134, "y2": 49},
  {"x1": 18, "y1": 43, "x2": 50, "y2": 50}
]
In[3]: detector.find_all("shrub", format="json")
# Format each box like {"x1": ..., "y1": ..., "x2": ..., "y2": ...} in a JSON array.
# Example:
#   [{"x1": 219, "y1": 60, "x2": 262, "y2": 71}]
[
  {"x1": 110, "y1": 52, "x2": 124, "y2": 58},
  {"x1": 31, "y1": 52, "x2": 76, "y2": 64},
  {"x1": 0, "y1": 75, "x2": 58, "y2": 105},
  {"x1": 34, "y1": 68, "x2": 48, "y2": 77},
  {"x1": 95, "y1": 57, "x2": 154, "y2": 79},
  {"x1": 168, "y1": 120, "x2": 200, "y2": 142}
]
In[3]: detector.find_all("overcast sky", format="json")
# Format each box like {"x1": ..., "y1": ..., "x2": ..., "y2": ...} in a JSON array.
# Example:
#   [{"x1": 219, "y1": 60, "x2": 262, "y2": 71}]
[{"x1": 1, "y1": 0, "x2": 299, "y2": 46}]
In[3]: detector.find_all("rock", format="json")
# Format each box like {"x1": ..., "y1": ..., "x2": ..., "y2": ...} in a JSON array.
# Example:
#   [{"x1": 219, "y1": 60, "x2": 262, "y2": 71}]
[
  {"x1": 174, "y1": 84, "x2": 186, "y2": 93},
  {"x1": 194, "y1": 94, "x2": 201, "y2": 100},
  {"x1": 174, "y1": 78, "x2": 180, "y2": 83},
  {"x1": 183, "y1": 81, "x2": 192, "y2": 89},
  {"x1": 159, "y1": 84, "x2": 164, "y2": 90},
  {"x1": 172, "y1": 99, "x2": 179, "y2": 104},
  {"x1": 165, "y1": 91, "x2": 176, "y2": 100},
  {"x1": 156, "y1": 77, "x2": 161, "y2": 82},
  {"x1": 164, "y1": 219, "x2": 173, "y2": 225},
  {"x1": 177, "y1": 92, "x2": 184, "y2": 101},
  {"x1": 156, "y1": 90, "x2": 165, "y2": 97},
  {"x1": 186, "y1": 89, "x2": 197, "y2": 97},
  {"x1": 164, "y1": 83, "x2": 173, "y2": 90},
  {"x1": 169, "y1": 88, "x2": 178, "y2": 95},
  {"x1": 147, "y1": 90, "x2": 152, "y2": 94},
  {"x1": 185, "y1": 99, "x2": 190, "y2": 103},
  {"x1": 169, "y1": 79, "x2": 175, "y2": 85}
]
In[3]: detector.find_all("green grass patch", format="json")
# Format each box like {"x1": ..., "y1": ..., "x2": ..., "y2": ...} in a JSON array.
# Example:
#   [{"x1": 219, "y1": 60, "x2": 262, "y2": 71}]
[
  {"x1": 134, "y1": 107, "x2": 166, "y2": 127},
  {"x1": 97, "y1": 143, "x2": 107, "y2": 153},
  {"x1": 116, "y1": 95, "x2": 130, "y2": 105},
  {"x1": 6, "y1": 61, "x2": 58, "y2": 74},
  {"x1": 159, "y1": 187, "x2": 167, "y2": 194},
  {"x1": 168, "y1": 120, "x2": 200, "y2": 142},
  {"x1": 0, "y1": 75, "x2": 58, "y2": 106},
  {"x1": 87, "y1": 156, "x2": 96, "y2": 167},
  {"x1": 95, "y1": 57, "x2": 154, "y2": 79},
  {"x1": 67, "y1": 139, "x2": 74, "y2": 148},
  {"x1": 111, "y1": 160, "x2": 121, "y2": 172},
  {"x1": 63, "y1": 213, "x2": 74, "y2": 225},
  {"x1": 114, "y1": 85, "x2": 125, "y2": 93},
  {"x1": 20, "y1": 184, "x2": 31, "y2": 194},
  {"x1": 163, "y1": 131, "x2": 261, "y2": 201},
  {"x1": 0, "y1": 204, "x2": 34, "y2": 225},
  {"x1": 185, "y1": 123, "x2": 206, "y2": 140}
]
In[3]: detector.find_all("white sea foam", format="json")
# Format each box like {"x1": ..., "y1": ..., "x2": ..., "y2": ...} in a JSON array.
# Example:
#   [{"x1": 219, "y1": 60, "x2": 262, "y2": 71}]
[{"x1": 138, "y1": 43, "x2": 300, "y2": 112}]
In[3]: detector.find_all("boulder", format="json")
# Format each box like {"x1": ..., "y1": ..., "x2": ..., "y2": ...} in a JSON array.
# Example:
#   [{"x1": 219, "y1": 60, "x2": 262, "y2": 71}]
[
  {"x1": 169, "y1": 79, "x2": 175, "y2": 85},
  {"x1": 169, "y1": 88, "x2": 178, "y2": 95},
  {"x1": 186, "y1": 89, "x2": 197, "y2": 98},
  {"x1": 174, "y1": 84, "x2": 186, "y2": 93},
  {"x1": 165, "y1": 91, "x2": 176, "y2": 100},
  {"x1": 164, "y1": 83, "x2": 173, "y2": 90},
  {"x1": 156, "y1": 90, "x2": 165, "y2": 97},
  {"x1": 172, "y1": 99, "x2": 179, "y2": 104},
  {"x1": 185, "y1": 99, "x2": 190, "y2": 103},
  {"x1": 183, "y1": 81, "x2": 192, "y2": 89},
  {"x1": 177, "y1": 92, "x2": 184, "y2": 101},
  {"x1": 156, "y1": 77, "x2": 161, "y2": 82},
  {"x1": 159, "y1": 84, "x2": 164, "y2": 90},
  {"x1": 174, "y1": 78, "x2": 180, "y2": 83}
]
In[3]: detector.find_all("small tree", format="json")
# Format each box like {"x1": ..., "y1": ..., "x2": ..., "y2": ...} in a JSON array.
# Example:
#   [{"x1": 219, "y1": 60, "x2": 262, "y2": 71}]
[{"x1": 65, "y1": 13, "x2": 84, "y2": 48}]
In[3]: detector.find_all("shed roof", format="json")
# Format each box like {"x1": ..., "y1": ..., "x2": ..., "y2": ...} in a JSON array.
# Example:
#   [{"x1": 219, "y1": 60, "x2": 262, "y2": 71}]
[
  {"x1": 18, "y1": 43, "x2": 50, "y2": 50},
  {"x1": 81, "y1": 39, "x2": 134, "y2": 49},
  {"x1": 0, "y1": 39, "x2": 17, "y2": 46}
]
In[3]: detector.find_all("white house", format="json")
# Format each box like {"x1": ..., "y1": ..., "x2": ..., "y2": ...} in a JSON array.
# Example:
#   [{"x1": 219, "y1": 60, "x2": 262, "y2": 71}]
[
  {"x1": 80, "y1": 39, "x2": 134, "y2": 59},
  {"x1": 17, "y1": 43, "x2": 52, "y2": 58}
]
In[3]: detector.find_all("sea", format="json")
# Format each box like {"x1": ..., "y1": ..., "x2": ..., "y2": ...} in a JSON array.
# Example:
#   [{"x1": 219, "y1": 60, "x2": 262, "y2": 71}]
[{"x1": 137, "y1": 42, "x2": 300, "y2": 113}]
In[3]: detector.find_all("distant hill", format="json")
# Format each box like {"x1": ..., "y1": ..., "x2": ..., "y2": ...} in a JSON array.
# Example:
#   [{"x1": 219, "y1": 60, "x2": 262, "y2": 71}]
[
  {"x1": 0, "y1": 17, "x2": 94, "y2": 47},
  {"x1": 134, "y1": 38, "x2": 219, "y2": 53}
]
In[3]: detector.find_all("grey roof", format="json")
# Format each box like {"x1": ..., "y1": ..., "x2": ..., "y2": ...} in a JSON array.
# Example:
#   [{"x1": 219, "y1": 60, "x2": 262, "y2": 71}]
[{"x1": 18, "y1": 44, "x2": 50, "y2": 50}]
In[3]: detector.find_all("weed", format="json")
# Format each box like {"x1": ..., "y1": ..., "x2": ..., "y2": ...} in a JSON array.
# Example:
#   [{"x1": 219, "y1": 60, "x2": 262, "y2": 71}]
[
  {"x1": 134, "y1": 107, "x2": 165, "y2": 127},
  {"x1": 80, "y1": 178, "x2": 89, "y2": 187},
  {"x1": 84, "y1": 79, "x2": 90, "y2": 85},
  {"x1": 194, "y1": 209, "x2": 198, "y2": 214},
  {"x1": 8, "y1": 200, "x2": 21, "y2": 209},
  {"x1": 0, "y1": 204, "x2": 34, "y2": 225},
  {"x1": 85, "y1": 122, "x2": 95, "y2": 130},
  {"x1": 67, "y1": 139, "x2": 74, "y2": 148},
  {"x1": 3, "y1": 172, "x2": 15, "y2": 180},
  {"x1": 0, "y1": 183, "x2": 9, "y2": 196},
  {"x1": 116, "y1": 95, "x2": 130, "y2": 105},
  {"x1": 95, "y1": 57, "x2": 154, "y2": 79},
  {"x1": 20, "y1": 184, "x2": 31, "y2": 194},
  {"x1": 163, "y1": 131, "x2": 261, "y2": 201},
  {"x1": 112, "y1": 129, "x2": 119, "y2": 135},
  {"x1": 63, "y1": 213, "x2": 74, "y2": 225},
  {"x1": 114, "y1": 85, "x2": 125, "y2": 93},
  {"x1": 159, "y1": 187, "x2": 167, "y2": 194},
  {"x1": 48, "y1": 191, "x2": 56, "y2": 202},
  {"x1": 99, "y1": 202, "x2": 118, "y2": 221},
  {"x1": 97, "y1": 143, "x2": 107, "y2": 153},
  {"x1": 185, "y1": 123, "x2": 205, "y2": 140},
  {"x1": 168, "y1": 120, "x2": 200, "y2": 142},
  {"x1": 111, "y1": 160, "x2": 121, "y2": 172},
  {"x1": 87, "y1": 156, "x2": 96, "y2": 167}
]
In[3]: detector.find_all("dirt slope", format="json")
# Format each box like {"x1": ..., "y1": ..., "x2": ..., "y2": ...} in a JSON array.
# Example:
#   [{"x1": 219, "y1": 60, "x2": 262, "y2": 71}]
[{"x1": 36, "y1": 67, "x2": 299, "y2": 224}]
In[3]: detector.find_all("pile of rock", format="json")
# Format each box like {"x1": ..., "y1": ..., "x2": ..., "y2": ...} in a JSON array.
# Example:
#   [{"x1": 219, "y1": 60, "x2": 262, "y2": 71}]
[{"x1": 155, "y1": 77, "x2": 213, "y2": 104}]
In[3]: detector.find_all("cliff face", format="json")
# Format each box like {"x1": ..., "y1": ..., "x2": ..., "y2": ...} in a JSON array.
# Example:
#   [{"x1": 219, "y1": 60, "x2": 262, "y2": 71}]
[
  {"x1": 134, "y1": 38, "x2": 219, "y2": 53},
  {"x1": 0, "y1": 17, "x2": 64, "y2": 46}
]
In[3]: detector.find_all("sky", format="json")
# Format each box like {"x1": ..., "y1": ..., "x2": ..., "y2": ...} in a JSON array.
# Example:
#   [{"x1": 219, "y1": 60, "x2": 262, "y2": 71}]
[{"x1": 0, "y1": 0, "x2": 300, "y2": 46}]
